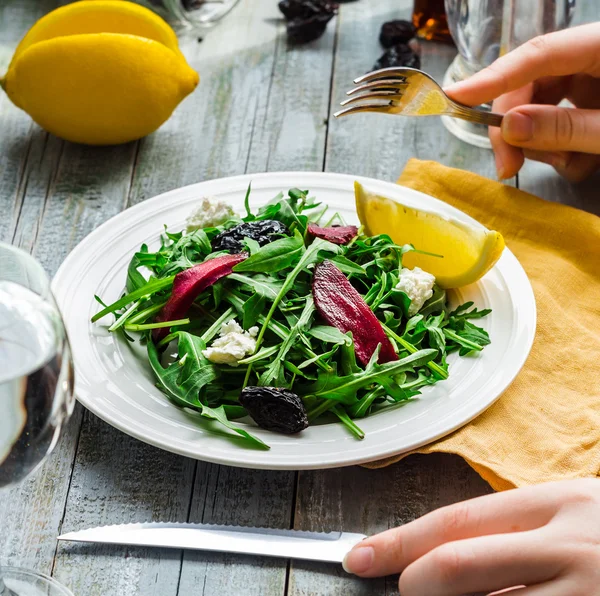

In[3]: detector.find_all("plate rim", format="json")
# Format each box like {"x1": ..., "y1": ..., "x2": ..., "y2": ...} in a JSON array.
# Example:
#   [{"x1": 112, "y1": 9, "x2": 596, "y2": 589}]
[{"x1": 52, "y1": 171, "x2": 537, "y2": 469}]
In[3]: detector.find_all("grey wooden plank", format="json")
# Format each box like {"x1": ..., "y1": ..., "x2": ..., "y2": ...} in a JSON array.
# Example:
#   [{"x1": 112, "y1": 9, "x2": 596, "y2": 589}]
[
  {"x1": 289, "y1": 455, "x2": 492, "y2": 596},
  {"x1": 0, "y1": 0, "x2": 58, "y2": 243},
  {"x1": 53, "y1": 410, "x2": 196, "y2": 596},
  {"x1": 177, "y1": 465, "x2": 295, "y2": 595},
  {"x1": 517, "y1": 0, "x2": 600, "y2": 213},
  {"x1": 128, "y1": 1, "x2": 283, "y2": 206},
  {"x1": 245, "y1": 10, "x2": 335, "y2": 173}
]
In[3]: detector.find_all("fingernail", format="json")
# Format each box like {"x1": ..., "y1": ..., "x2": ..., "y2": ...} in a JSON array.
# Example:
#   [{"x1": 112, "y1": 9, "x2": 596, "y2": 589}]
[
  {"x1": 550, "y1": 152, "x2": 569, "y2": 169},
  {"x1": 495, "y1": 154, "x2": 506, "y2": 181},
  {"x1": 342, "y1": 546, "x2": 374, "y2": 574},
  {"x1": 502, "y1": 112, "x2": 534, "y2": 143}
]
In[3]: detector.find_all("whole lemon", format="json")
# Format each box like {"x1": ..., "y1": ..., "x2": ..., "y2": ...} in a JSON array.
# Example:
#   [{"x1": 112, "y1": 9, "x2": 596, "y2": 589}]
[{"x1": 0, "y1": 1, "x2": 199, "y2": 145}]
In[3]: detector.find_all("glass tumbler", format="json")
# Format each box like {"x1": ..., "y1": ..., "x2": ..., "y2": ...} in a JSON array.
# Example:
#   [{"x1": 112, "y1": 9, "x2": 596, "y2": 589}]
[
  {"x1": 0, "y1": 243, "x2": 75, "y2": 596},
  {"x1": 136, "y1": 0, "x2": 242, "y2": 29},
  {"x1": 442, "y1": 0, "x2": 576, "y2": 147}
]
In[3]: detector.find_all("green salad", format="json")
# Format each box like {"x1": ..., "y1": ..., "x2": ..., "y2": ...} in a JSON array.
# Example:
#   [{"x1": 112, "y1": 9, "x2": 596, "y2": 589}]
[{"x1": 92, "y1": 186, "x2": 491, "y2": 450}]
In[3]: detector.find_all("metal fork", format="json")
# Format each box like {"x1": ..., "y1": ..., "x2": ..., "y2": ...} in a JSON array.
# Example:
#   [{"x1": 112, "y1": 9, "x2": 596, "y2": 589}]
[{"x1": 334, "y1": 67, "x2": 503, "y2": 127}]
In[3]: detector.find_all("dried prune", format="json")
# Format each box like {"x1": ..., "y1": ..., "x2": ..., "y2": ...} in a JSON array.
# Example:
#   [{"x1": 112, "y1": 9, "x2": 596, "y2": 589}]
[
  {"x1": 211, "y1": 220, "x2": 290, "y2": 253},
  {"x1": 286, "y1": 13, "x2": 335, "y2": 44},
  {"x1": 278, "y1": 0, "x2": 338, "y2": 19},
  {"x1": 240, "y1": 387, "x2": 309, "y2": 434},
  {"x1": 379, "y1": 20, "x2": 417, "y2": 47},
  {"x1": 278, "y1": 0, "x2": 338, "y2": 44},
  {"x1": 373, "y1": 43, "x2": 420, "y2": 71}
]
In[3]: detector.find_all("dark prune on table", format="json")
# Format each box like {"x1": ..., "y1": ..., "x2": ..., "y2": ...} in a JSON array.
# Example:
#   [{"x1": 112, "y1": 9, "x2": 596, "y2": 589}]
[
  {"x1": 278, "y1": 0, "x2": 339, "y2": 44},
  {"x1": 211, "y1": 220, "x2": 290, "y2": 253},
  {"x1": 372, "y1": 43, "x2": 420, "y2": 71},
  {"x1": 286, "y1": 13, "x2": 335, "y2": 44},
  {"x1": 379, "y1": 20, "x2": 417, "y2": 48},
  {"x1": 278, "y1": 0, "x2": 338, "y2": 19},
  {"x1": 240, "y1": 386, "x2": 309, "y2": 434}
]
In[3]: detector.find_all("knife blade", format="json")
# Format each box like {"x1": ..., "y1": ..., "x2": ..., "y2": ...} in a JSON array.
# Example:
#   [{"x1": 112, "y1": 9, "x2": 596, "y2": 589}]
[{"x1": 57, "y1": 523, "x2": 366, "y2": 564}]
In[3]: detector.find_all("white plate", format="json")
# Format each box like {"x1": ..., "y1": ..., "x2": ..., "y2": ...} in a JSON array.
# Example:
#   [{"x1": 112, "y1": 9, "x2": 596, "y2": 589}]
[{"x1": 52, "y1": 172, "x2": 536, "y2": 470}]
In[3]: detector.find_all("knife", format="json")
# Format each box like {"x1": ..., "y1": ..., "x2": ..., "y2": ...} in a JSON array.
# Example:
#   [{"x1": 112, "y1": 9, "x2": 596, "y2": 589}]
[{"x1": 57, "y1": 523, "x2": 366, "y2": 564}]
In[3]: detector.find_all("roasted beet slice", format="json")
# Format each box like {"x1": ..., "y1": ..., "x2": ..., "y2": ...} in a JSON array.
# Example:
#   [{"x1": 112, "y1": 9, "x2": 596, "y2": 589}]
[
  {"x1": 153, "y1": 253, "x2": 247, "y2": 342},
  {"x1": 312, "y1": 261, "x2": 398, "y2": 366},
  {"x1": 307, "y1": 223, "x2": 358, "y2": 245}
]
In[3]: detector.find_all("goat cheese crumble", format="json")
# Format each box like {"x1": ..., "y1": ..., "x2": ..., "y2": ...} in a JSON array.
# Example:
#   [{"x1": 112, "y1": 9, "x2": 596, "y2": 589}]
[
  {"x1": 186, "y1": 197, "x2": 234, "y2": 232},
  {"x1": 202, "y1": 319, "x2": 258, "y2": 366},
  {"x1": 395, "y1": 266, "x2": 436, "y2": 316}
]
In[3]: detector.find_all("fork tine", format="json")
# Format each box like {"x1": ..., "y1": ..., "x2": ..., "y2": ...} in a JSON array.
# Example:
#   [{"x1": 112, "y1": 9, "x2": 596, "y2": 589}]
[
  {"x1": 345, "y1": 79, "x2": 408, "y2": 96},
  {"x1": 353, "y1": 67, "x2": 419, "y2": 85},
  {"x1": 333, "y1": 103, "x2": 393, "y2": 118},
  {"x1": 339, "y1": 91, "x2": 401, "y2": 107}
]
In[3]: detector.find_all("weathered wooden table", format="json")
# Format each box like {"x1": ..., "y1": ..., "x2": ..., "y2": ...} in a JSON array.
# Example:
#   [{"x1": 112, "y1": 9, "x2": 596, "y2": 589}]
[{"x1": 1, "y1": 1, "x2": 598, "y2": 594}]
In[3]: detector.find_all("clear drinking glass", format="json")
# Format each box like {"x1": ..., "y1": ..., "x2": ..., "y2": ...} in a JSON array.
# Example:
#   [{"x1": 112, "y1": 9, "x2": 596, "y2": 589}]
[
  {"x1": 0, "y1": 243, "x2": 75, "y2": 596},
  {"x1": 136, "y1": 0, "x2": 242, "y2": 28},
  {"x1": 442, "y1": 0, "x2": 576, "y2": 147}
]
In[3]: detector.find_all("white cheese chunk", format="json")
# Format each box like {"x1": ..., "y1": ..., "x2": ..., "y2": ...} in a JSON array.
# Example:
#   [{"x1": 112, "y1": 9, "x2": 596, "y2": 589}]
[
  {"x1": 395, "y1": 266, "x2": 436, "y2": 316},
  {"x1": 185, "y1": 196, "x2": 234, "y2": 232},
  {"x1": 202, "y1": 319, "x2": 258, "y2": 366}
]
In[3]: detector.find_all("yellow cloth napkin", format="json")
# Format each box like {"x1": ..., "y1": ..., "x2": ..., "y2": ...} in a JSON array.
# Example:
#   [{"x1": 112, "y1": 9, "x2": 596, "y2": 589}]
[{"x1": 363, "y1": 159, "x2": 600, "y2": 491}]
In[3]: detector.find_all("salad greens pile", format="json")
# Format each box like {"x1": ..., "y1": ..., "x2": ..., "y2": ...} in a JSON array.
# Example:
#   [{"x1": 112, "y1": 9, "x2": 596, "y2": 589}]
[{"x1": 92, "y1": 186, "x2": 491, "y2": 450}]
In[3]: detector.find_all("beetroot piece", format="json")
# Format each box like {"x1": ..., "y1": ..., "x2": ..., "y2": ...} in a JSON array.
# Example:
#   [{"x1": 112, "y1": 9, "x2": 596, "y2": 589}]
[
  {"x1": 307, "y1": 223, "x2": 358, "y2": 245},
  {"x1": 312, "y1": 261, "x2": 398, "y2": 366},
  {"x1": 153, "y1": 253, "x2": 247, "y2": 342}
]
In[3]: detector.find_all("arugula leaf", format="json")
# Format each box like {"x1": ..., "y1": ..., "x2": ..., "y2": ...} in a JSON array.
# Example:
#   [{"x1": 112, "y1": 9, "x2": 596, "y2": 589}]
[
  {"x1": 448, "y1": 302, "x2": 492, "y2": 321},
  {"x1": 424, "y1": 312, "x2": 446, "y2": 354},
  {"x1": 340, "y1": 332, "x2": 360, "y2": 375},
  {"x1": 444, "y1": 321, "x2": 490, "y2": 355},
  {"x1": 252, "y1": 237, "x2": 341, "y2": 349},
  {"x1": 243, "y1": 237, "x2": 261, "y2": 255},
  {"x1": 402, "y1": 315, "x2": 427, "y2": 344},
  {"x1": 126, "y1": 248, "x2": 148, "y2": 293},
  {"x1": 419, "y1": 285, "x2": 447, "y2": 317},
  {"x1": 329, "y1": 255, "x2": 367, "y2": 276},
  {"x1": 308, "y1": 325, "x2": 352, "y2": 345},
  {"x1": 147, "y1": 332, "x2": 219, "y2": 408},
  {"x1": 305, "y1": 348, "x2": 438, "y2": 405},
  {"x1": 332, "y1": 405, "x2": 365, "y2": 439},
  {"x1": 243, "y1": 292, "x2": 266, "y2": 329},
  {"x1": 259, "y1": 297, "x2": 315, "y2": 387},
  {"x1": 228, "y1": 273, "x2": 283, "y2": 299},
  {"x1": 348, "y1": 387, "x2": 385, "y2": 418},
  {"x1": 243, "y1": 182, "x2": 253, "y2": 219},
  {"x1": 233, "y1": 230, "x2": 304, "y2": 273},
  {"x1": 92, "y1": 276, "x2": 174, "y2": 322},
  {"x1": 200, "y1": 404, "x2": 269, "y2": 450}
]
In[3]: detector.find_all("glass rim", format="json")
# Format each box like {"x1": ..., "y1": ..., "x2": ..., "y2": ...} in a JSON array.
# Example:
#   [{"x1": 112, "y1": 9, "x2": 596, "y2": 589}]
[
  {"x1": 0, "y1": 566, "x2": 75, "y2": 596},
  {"x1": 0, "y1": 242, "x2": 51, "y2": 295}
]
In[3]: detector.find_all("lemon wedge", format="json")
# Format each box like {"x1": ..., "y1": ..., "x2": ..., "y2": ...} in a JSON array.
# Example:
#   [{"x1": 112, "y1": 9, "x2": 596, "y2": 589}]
[
  {"x1": 354, "y1": 181, "x2": 505, "y2": 289},
  {"x1": 0, "y1": 1, "x2": 198, "y2": 146}
]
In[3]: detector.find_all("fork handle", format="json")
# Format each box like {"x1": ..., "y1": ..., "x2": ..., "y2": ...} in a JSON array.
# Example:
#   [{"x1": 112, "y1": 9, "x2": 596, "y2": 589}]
[{"x1": 448, "y1": 104, "x2": 504, "y2": 127}]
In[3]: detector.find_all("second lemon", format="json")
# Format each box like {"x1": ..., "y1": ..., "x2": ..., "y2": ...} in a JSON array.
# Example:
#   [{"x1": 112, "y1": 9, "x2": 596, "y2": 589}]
[{"x1": 0, "y1": 1, "x2": 199, "y2": 145}]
